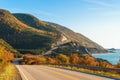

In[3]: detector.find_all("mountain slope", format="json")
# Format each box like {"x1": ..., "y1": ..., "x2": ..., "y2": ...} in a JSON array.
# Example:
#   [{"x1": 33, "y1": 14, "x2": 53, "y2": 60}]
[
  {"x1": 13, "y1": 13, "x2": 107, "y2": 53},
  {"x1": 13, "y1": 13, "x2": 60, "y2": 33},
  {"x1": 0, "y1": 9, "x2": 107, "y2": 54},
  {"x1": 47, "y1": 22, "x2": 107, "y2": 53},
  {"x1": 0, "y1": 9, "x2": 58, "y2": 54},
  {"x1": 0, "y1": 39, "x2": 19, "y2": 55},
  {"x1": 13, "y1": 13, "x2": 61, "y2": 41}
]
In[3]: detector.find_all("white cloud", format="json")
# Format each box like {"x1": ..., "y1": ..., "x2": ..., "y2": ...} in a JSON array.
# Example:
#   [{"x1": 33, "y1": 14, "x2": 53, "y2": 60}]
[{"x1": 82, "y1": 0, "x2": 112, "y2": 7}]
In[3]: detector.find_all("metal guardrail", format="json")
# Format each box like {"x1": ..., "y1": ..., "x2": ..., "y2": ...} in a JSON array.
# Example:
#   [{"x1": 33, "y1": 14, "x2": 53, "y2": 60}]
[{"x1": 44, "y1": 63, "x2": 120, "y2": 73}]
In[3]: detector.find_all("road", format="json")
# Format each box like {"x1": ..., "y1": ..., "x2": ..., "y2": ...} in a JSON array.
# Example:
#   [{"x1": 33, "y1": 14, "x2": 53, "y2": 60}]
[
  {"x1": 41, "y1": 46, "x2": 58, "y2": 56},
  {"x1": 16, "y1": 65, "x2": 114, "y2": 80}
]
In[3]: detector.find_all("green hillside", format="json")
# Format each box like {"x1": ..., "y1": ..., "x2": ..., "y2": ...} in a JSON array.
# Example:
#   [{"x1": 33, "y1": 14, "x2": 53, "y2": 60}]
[
  {"x1": 0, "y1": 9, "x2": 107, "y2": 54},
  {"x1": 0, "y1": 9, "x2": 58, "y2": 54},
  {"x1": 0, "y1": 39, "x2": 19, "y2": 55},
  {"x1": 13, "y1": 13, "x2": 107, "y2": 53},
  {"x1": 13, "y1": 13, "x2": 60, "y2": 33}
]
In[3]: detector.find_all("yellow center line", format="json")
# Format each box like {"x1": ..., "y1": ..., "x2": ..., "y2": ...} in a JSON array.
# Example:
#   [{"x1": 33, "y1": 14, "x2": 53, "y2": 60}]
[{"x1": 41, "y1": 67, "x2": 79, "y2": 80}]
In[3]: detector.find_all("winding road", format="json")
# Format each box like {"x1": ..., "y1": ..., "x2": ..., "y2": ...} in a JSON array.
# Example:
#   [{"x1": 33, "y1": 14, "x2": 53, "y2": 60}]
[{"x1": 16, "y1": 65, "x2": 114, "y2": 80}]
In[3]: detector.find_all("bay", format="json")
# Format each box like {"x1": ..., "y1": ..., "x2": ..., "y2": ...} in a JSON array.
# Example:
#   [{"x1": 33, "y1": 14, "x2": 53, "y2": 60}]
[{"x1": 92, "y1": 49, "x2": 120, "y2": 65}]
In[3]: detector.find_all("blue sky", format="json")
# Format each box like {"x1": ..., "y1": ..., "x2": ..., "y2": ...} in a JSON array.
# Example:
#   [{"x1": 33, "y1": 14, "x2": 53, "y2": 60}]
[{"x1": 0, "y1": 0, "x2": 120, "y2": 48}]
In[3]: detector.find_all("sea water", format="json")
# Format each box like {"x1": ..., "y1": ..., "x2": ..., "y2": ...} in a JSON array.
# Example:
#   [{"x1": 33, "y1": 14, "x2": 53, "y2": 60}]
[{"x1": 92, "y1": 49, "x2": 120, "y2": 65}]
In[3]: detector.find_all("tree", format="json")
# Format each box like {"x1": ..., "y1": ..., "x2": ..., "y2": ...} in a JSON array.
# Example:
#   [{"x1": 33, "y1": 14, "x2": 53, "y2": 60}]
[
  {"x1": 81, "y1": 55, "x2": 99, "y2": 66},
  {"x1": 70, "y1": 53, "x2": 79, "y2": 64},
  {"x1": 47, "y1": 57, "x2": 59, "y2": 64},
  {"x1": 39, "y1": 57, "x2": 47, "y2": 63},
  {"x1": 0, "y1": 46, "x2": 14, "y2": 67},
  {"x1": 57, "y1": 54, "x2": 70, "y2": 64}
]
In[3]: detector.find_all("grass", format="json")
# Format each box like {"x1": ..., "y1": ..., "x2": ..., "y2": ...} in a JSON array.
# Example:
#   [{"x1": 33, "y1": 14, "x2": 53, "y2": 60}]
[{"x1": 0, "y1": 63, "x2": 21, "y2": 80}]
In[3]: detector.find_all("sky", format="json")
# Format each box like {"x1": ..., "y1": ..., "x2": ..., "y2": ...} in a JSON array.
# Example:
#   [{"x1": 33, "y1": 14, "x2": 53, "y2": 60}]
[{"x1": 0, "y1": 0, "x2": 120, "y2": 48}]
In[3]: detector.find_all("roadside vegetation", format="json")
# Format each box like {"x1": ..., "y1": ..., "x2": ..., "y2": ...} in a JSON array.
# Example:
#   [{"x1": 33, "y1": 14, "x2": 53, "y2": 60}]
[
  {"x1": 115, "y1": 62, "x2": 120, "y2": 68},
  {"x1": 21, "y1": 53, "x2": 113, "y2": 68},
  {"x1": 0, "y1": 63, "x2": 21, "y2": 80},
  {"x1": 20, "y1": 53, "x2": 120, "y2": 78},
  {"x1": 0, "y1": 45, "x2": 21, "y2": 80}
]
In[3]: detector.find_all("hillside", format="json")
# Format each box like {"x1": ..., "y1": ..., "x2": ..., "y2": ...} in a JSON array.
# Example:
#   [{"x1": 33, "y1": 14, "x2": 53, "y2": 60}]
[
  {"x1": 47, "y1": 22, "x2": 107, "y2": 53},
  {"x1": 0, "y1": 9, "x2": 107, "y2": 54},
  {"x1": 13, "y1": 13, "x2": 60, "y2": 34},
  {"x1": 13, "y1": 13, "x2": 107, "y2": 53},
  {"x1": 0, "y1": 39, "x2": 19, "y2": 55},
  {"x1": 0, "y1": 9, "x2": 58, "y2": 54}
]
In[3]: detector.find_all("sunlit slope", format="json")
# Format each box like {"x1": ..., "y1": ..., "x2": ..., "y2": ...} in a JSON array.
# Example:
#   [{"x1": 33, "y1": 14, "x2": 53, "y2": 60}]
[
  {"x1": 13, "y1": 12, "x2": 107, "y2": 53},
  {"x1": 46, "y1": 22, "x2": 107, "y2": 53},
  {"x1": 0, "y1": 9, "x2": 57, "y2": 54},
  {"x1": 0, "y1": 39, "x2": 19, "y2": 54}
]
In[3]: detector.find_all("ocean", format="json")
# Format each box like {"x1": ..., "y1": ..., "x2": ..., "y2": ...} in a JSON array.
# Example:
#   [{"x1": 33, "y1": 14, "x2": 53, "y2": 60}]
[{"x1": 92, "y1": 49, "x2": 120, "y2": 65}]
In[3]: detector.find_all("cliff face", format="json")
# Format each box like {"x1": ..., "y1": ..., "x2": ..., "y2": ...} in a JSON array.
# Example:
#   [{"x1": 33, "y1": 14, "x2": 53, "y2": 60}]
[{"x1": 0, "y1": 9, "x2": 107, "y2": 54}]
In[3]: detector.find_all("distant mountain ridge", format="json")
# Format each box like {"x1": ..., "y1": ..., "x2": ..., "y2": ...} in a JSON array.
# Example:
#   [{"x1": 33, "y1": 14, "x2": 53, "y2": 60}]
[
  {"x1": 0, "y1": 9, "x2": 107, "y2": 54},
  {"x1": 47, "y1": 22, "x2": 108, "y2": 53}
]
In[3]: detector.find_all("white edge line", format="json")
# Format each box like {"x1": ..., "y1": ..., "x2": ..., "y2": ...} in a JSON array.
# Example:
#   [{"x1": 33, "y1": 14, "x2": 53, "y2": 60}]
[{"x1": 16, "y1": 65, "x2": 29, "y2": 80}]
